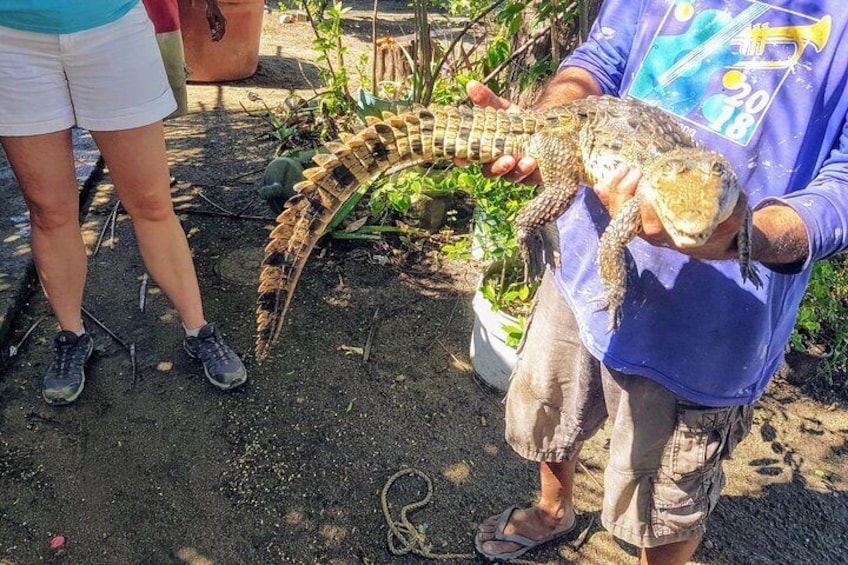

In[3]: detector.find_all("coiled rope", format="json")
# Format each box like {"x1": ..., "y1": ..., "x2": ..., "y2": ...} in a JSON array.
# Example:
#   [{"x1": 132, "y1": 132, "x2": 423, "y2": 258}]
[{"x1": 380, "y1": 468, "x2": 545, "y2": 564}]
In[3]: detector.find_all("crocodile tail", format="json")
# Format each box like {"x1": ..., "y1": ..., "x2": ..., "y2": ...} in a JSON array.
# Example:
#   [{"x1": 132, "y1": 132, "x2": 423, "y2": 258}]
[
  {"x1": 254, "y1": 106, "x2": 544, "y2": 361},
  {"x1": 255, "y1": 109, "x2": 431, "y2": 361}
]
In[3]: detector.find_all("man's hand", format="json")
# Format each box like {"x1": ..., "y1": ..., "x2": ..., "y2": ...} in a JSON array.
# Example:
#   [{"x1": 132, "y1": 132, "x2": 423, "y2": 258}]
[
  {"x1": 457, "y1": 81, "x2": 541, "y2": 185},
  {"x1": 206, "y1": 0, "x2": 227, "y2": 42},
  {"x1": 595, "y1": 166, "x2": 747, "y2": 261},
  {"x1": 456, "y1": 69, "x2": 602, "y2": 184}
]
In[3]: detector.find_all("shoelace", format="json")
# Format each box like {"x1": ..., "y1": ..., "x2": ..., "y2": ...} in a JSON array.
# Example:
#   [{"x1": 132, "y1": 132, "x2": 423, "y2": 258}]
[
  {"x1": 198, "y1": 332, "x2": 232, "y2": 364},
  {"x1": 53, "y1": 342, "x2": 84, "y2": 379}
]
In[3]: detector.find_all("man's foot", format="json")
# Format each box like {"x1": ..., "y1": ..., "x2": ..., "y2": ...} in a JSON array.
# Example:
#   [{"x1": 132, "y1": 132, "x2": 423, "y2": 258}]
[
  {"x1": 42, "y1": 331, "x2": 94, "y2": 406},
  {"x1": 475, "y1": 505, "x2": 576, "y2": 562},
  {"x1": 183, "y1": 323, "x2": 247, "y2": 390}
]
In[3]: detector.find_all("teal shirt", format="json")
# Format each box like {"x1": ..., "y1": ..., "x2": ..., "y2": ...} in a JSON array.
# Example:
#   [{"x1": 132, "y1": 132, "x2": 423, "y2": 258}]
[{"x1": 0, "y1": 0, "x2": 139, "y2": 34}]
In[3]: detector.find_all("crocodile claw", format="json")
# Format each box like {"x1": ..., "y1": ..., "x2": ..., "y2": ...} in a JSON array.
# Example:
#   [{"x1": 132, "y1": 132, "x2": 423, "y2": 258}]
[
  {"x1": 519, "y1": 224, "x2": 561, "y2": 282},
  {"x1": 593, "y1": 295, "x2": 622, "y2": 333},
  {"x1": 741, "y1": 260, "x2": 763, "y2": 289}
]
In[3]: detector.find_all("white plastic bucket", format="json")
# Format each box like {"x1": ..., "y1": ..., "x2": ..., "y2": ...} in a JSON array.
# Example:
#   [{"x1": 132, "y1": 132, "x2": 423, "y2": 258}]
[{"x1": 469, "y1": 289, "x2": 519, "y2": 392}]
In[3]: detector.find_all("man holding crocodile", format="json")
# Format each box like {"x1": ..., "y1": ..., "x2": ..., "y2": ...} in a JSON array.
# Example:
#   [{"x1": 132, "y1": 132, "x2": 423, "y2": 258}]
[{"x1": 469, "y1": 0, "x2": 847, "y2": 563}]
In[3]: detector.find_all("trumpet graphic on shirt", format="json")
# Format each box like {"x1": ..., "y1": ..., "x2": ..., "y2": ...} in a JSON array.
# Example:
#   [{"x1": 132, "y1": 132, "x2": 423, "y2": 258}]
[{"x1": 729, "y1": 15, "x2": 831, "y2": 70}]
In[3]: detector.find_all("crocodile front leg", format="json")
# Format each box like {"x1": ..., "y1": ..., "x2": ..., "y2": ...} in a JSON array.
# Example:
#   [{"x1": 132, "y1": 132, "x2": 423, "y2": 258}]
[
  {"x1": 516, "y1": 184, "x2": 577, "y2": 279},
  {"x1": 597, "y1": 195, "x2": 642, "y2": 332},
  {"x1": 737, "y1": 206, "x2": 763, "y2": 288},
  {"x1": 517, "y1": 131, "x2": 582, "y2": 280}
]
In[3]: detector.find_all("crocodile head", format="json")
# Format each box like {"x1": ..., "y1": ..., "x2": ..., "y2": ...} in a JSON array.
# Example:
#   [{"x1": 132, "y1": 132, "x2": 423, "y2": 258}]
[{"x1": 643, "y1": 149, "x2": 740, "y2": 248}]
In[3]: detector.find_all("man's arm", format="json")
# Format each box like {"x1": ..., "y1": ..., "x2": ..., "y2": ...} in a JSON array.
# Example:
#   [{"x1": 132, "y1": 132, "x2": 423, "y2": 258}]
[
  {"x1": 531, "y1": 67, "x2": 602, "y2": 110},
  {"x1": 750, "y1": 205, "x2": 809, "y2": 270},
  {"x1": 754, "y1": 113, "x2": 848, "y2": 272},
  {"x1": 620, "y1": 112, "x2": 848, "y2": 271}
]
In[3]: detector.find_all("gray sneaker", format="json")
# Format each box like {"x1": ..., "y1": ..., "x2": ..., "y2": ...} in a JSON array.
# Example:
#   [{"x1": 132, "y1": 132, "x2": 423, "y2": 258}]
[
  {"x1": 42, "y1": 331, "x2": 94, "y2": 406},
  {"x1": 183, "y1": 323, "x2": 247, "y2": 390}
]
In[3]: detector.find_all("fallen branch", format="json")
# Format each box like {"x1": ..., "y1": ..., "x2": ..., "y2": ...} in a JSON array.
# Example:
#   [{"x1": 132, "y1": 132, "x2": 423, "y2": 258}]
[
  {"x1": 192, "y1": 188, "x2": 238, "y2": 216},
  {"x1": 8, "y1": 317, "x2": 45, "y2": 357},
  {"x1": 81, "y1": 306, "x2": 129, "y2": 351},
  {"x1": 228, "y1": 167, "x2": 265, "y2": 182},
  {"x1": 435, "y1": 337, "x2": 471, "y2": 372},
  {"x1": 363, "y1": 307, "x2": 380, "y2": 362},
  {"x1": 577, "y1": 458, "x2": 604, "y2": 491},
  {"x1": 92, "y1": 200, "x2": 121, "y2": 257},
  {"x1": 139, "y1": 272, "x2": 149, "y2": 313},
  {"x1": 234, "y1": 199, "x2": 259, "y2": 216},
  {"x1": 129, "y1": 343, "x2": 138, "y2": 390},
  {"x1": 189, "y1": 176, "x2": 264, "y2": 187},
  {"x1": 109, "y1": 203, "x2": 117, "y2": 248}
]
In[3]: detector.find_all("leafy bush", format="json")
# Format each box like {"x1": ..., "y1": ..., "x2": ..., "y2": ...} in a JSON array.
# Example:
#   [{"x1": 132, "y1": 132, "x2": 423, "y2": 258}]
[{"x1": 790, "y1": 254, "x2": 848, "y2": 389}]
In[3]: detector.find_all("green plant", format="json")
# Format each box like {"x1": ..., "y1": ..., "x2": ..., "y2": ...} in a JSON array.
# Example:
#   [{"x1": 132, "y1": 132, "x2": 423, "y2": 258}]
[
  {"x1": 303, "y1": 0, "x2": 355, "y2": 120},
  {"x1": 479, "y1": 258, "x2": 535, "y2": 316},
  {"x1": 408, "y1": 0, "x2": 507, "y2": 105},
  {"x1": 369, "y1": 170, "x2": 436, "y2": 216},
  {"x1": 790, "y1": 254, "x2": 848, "y2": 389},
  {"x1": 502, "y1": 316, "x2": 526, "y2": 348},
  {"x1": 441, "y1": 164, "x2": 539, "y2": 333}
]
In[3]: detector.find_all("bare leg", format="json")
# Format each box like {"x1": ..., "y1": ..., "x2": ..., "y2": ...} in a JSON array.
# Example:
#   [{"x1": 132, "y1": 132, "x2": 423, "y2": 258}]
[
  {"x1": 476, "y1": 456, "x2": 579, "y2": 558},
  {"x1": 91, "y1": 122, "x2": 205, "y2": 329},
  {"x1": 642, "y1": 537, "x2": 702, "y2": 565},
  {"x1": 1, "y1": 131, "x2": 86, "y2": 332}
]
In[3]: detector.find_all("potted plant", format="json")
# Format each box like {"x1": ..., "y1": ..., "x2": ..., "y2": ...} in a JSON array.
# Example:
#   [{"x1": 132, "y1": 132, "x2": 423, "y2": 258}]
[
  {"x1": 470, "y1": 257, "x2": 535, "y2": 390},
  {"x1": 443, "y1": 166, "x2": 539, "y2": 391}
]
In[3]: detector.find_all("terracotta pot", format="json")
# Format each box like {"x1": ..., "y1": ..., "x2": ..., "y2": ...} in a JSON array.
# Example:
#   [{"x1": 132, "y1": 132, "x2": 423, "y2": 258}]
[{"x1": 178, "y1": 0, "x2": 265, "y2": 82}]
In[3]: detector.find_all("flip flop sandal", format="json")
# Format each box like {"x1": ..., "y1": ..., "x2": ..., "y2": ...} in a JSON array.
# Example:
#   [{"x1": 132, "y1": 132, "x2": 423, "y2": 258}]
[{"x1": 474, "y1": 505, "x2": 577, "y2": 563}]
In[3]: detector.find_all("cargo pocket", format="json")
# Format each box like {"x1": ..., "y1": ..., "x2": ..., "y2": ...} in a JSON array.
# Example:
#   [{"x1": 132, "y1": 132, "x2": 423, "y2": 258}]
[
  {"x1": 650, "y1": 474, "x2": 711, "y2": 538},
  {"x1": 649, "y1": 403, "x2": 738, "y2": 541},
  {"x1": 669, "y1": 404, "x2": 731, "y2": 477}
]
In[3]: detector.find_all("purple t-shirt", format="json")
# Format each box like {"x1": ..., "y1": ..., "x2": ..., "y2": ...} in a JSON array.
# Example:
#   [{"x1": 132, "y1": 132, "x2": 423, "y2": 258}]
[{"x1": 554, "y1": 0, "x2": 848, "y2": 406}]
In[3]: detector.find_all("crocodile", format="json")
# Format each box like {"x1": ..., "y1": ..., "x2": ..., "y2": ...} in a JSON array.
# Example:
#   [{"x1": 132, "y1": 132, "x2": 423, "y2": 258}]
[{"x1": 255, "y1": 95, "x2": 762, "y2": 360}]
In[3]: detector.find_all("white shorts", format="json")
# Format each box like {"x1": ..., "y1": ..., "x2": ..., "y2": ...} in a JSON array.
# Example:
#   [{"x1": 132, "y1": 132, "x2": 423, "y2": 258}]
[{"x1": 0, "y1": 3, "x2": 177, "y2": 136}]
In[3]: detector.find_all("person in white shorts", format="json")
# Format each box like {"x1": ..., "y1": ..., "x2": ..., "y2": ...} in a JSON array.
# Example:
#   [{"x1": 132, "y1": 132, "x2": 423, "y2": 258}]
[{"x1": 0, "y1": 0, "x2": 247, "y2": 405}]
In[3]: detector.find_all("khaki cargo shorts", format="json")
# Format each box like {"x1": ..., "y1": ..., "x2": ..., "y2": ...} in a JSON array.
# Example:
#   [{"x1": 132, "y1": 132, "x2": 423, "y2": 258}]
[{"x1": 504, "y1": 272, "x2": 753, "y2": 549}]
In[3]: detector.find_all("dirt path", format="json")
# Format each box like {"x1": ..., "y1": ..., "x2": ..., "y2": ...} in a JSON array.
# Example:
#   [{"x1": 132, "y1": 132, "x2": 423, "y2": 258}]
[{"x1": 0, "y1": 4, "x2": 846, "y2": 564}]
